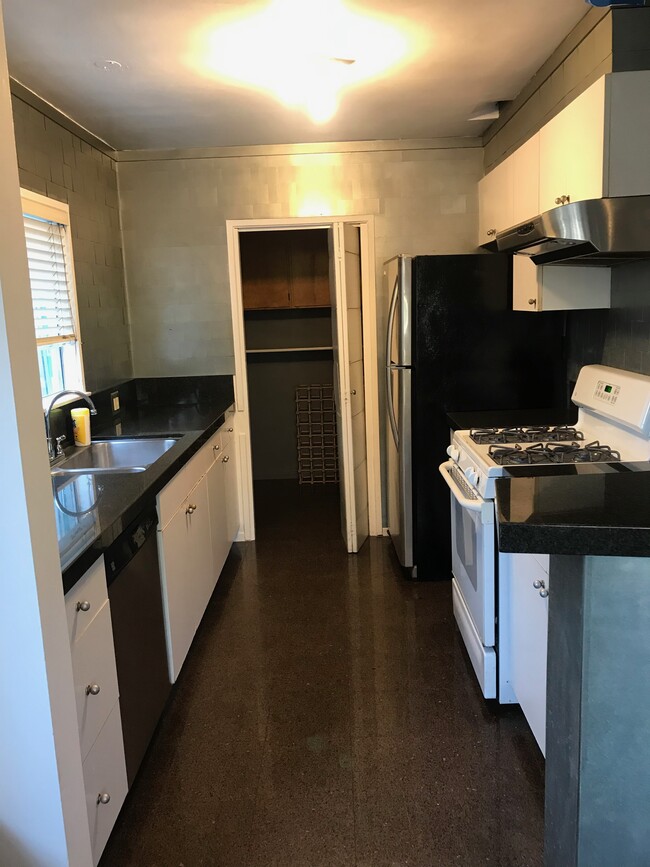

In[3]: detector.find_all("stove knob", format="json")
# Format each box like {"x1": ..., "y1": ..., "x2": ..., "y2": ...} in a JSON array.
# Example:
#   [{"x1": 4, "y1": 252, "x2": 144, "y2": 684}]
[
  {"x1": 446, "y1": 445, "x2": 460, "y2": 462},
  {"x1": 464, "y1": 466, "x2": 480, "y2": 487}
]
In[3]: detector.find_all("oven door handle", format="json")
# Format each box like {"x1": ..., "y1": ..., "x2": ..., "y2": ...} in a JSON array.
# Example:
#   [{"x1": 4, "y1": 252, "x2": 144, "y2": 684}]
[{"x1": 438, "y1": 461, "x2": 494, "y2": 522}]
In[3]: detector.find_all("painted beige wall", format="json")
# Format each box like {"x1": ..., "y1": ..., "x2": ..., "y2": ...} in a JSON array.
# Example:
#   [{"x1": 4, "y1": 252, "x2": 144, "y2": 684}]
[{"x1": 118, "y1": 144, "x2": 484, "y2": 377}]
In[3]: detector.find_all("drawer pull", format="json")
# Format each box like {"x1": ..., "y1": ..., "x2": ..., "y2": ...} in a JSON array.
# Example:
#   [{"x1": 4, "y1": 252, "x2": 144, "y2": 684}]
[
  {"x1": 76, "y1": 600, "x2": 91, "y2": 612},
  {"x1": 222, "y1": 455, "x2": 230, "y2": 463},
  {"x1": 533, "y1": 579, "x2": 545, "y2": 590},
  {"x1": 186, "y1": 504, "x2": 197, "y2": 515},
  {"x1": 86, "y1": 684, "x2": 101, "y2": 696},
  {"x1": 539, "y1": 588, "x2": 549, "y2": 599},
  {"x1": 97, "y1": 792, "x2": 111, "y2": 806}
]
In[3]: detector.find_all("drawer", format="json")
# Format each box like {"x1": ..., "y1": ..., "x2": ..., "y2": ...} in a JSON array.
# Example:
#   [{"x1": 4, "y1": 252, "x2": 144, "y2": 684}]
[
  {"x1": 83, "y1": 701, "x2": 128, "y2": 866},
  {"x1": 70, "y1": 600, "x2": 120, "y2": 760},
  {"x1": 157, "y1": 443, "x2": 212, "y2": 528},
  {"x1": 65, "y1": 556, "x2": 108, "y2": 645}
]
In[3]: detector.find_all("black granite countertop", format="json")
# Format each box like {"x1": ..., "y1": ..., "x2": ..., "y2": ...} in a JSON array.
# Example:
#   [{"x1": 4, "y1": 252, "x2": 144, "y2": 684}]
[
  {"x1": 495, "y1": 462, "x2": 650, "y2": 557},
  {"x1": 446, "y1": 406, "x2": 578, "y2": 432},
  {"x1": 54, "y1": 377, "x2": 234, "y2": 592}
]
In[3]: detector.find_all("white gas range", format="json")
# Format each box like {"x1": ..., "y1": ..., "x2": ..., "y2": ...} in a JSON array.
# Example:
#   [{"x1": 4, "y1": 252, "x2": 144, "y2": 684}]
[{"x1": 438, "y1": 364, "x2": 650, "y2": 705}]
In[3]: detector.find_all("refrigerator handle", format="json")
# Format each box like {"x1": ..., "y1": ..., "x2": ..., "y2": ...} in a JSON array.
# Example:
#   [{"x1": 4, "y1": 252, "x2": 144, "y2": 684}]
[
  {"x1": 386, "y1": 274, "x2": 399, "y2": 368},
  {"x1": 386, "y1": 275, "x2": 400, "y2": 448}
]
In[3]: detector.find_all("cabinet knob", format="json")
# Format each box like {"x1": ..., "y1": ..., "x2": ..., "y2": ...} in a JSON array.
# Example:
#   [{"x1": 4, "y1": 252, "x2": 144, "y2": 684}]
[
  {"x1": 222, "y1": 455, "x2": 230, "y2": 463},
  {"x1": 76, "y1": 600, "x2": 91, "y2": 612},
  {"x1": 533, "y1": 579, "x2": 545, "y2": 590},
  {"x1": 351, "y1": 389, "x2": 357, "y2": 395},
  {"x1": 97, "y1": 793, "x2": 111, "y2": 806},
  {"x1": 227, "y1": 427, "x2": 234, "y2": 432},
  {"x1": 213, "y1": 444, "x2": 220, "y2": 452},
  {"x1": 186, "y1": 504, "x2": 197, "y2": 515},
  {"x1": 86, "y1": 684, "x2": 101, "y2": 696},
  {"x1": 539, "y1": 588, "x2": 549, "y2": 598},
  {"x1": 555, "y1": 195, "x2": 571, "y2": 205},
  {"x1": 555, "y1": 197, "x2": 562, "y2": 205},
  {"x1": 486, "y1": 228, "x2": 497, "y2": 237},
  {"x1": 528, "y1": 298, "x2": 537, "y2": 306}
]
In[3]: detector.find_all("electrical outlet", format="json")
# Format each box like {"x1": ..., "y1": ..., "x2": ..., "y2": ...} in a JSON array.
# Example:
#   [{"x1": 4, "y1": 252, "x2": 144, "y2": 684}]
[{"x1": 111, "y1": 390, "x2": 120, "y2": 413}]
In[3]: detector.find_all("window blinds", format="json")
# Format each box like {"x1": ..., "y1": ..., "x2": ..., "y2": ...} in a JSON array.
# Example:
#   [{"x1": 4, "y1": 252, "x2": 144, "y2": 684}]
[{"x1": 23, "y1": 214, "x2": 76, "y2": 345}]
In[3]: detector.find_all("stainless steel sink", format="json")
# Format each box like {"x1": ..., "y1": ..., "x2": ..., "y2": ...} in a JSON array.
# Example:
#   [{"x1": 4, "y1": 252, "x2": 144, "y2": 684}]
[{"x1": 50, "y1": 437, "x2": 179, "y2": 476}]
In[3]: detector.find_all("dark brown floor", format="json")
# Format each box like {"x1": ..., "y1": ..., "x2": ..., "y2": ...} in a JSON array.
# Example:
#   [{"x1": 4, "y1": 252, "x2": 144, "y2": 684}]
[{"x1": 101, "y1": 480, "x2": 545, "y2": 867}]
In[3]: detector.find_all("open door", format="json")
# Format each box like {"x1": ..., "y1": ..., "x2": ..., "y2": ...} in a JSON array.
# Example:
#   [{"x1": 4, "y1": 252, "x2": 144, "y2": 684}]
[{"x1": 328, "y1": 224, "x2": 369, "y2": 553}]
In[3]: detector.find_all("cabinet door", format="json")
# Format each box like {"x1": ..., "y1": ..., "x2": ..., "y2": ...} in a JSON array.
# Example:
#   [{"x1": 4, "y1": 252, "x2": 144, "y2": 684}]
[
  {"x1": 540, "y1": 78, "x2": 605, "y2": 212},
  {"x1": 224, "y1": 437, "x2": 240, "y2": 544},
  {"x1": 513, "y1": 255, "x2": 611, "y2": 312},
  {"x1": 477, "y1": 158, "x2": 513, "y2": 246},
  {"x1": 511, "y1": 134, "x2": 540, "y2": 225},
  {"x1": 289, "y1": 229, "x2": 331, "y2": 307},
  {"x1": 82, "y1": 702, "x2": 128, "y2": 866},
  {"x1": 509, "y1": 553, "x2": 549, "y2": 755},
  {"x1": 512, "y1": 256, "x2": 540, "y2": 312},
  {"x1": 206, "y1": 445, "x2": 230, "y2": 585},
  {"x1": 158, "y1": 477, "x2": 212, "y2": 682},
  {"x1": 240, "y1": 232, "x2": 291, "y2": 309}
]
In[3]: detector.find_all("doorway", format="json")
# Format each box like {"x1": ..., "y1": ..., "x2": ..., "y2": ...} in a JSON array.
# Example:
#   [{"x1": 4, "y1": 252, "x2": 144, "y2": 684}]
[{"x1": 226, "y1": 216, "x2": 381, "y2": 552}]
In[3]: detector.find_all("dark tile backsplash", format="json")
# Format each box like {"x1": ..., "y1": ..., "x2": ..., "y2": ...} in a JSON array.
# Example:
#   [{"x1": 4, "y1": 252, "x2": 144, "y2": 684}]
[{"x1": 568, "y1": 261, "x2": 650, "y2": 381}]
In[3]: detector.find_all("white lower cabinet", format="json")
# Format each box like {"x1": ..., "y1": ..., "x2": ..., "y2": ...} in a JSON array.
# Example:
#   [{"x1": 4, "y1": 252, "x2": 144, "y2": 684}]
[
  {"x1": 507, "y1": 552, "x2": 550, "y2": 755},
  {"x1": 64, "y1": 558, "x2": 127, "y2": 865},
  {"x1": 157, "y1": 413, "x2": 240, "y2": 682},
  {"x1": 158, "y1": 475, "x2": 212, "y2": 682},
  {"x1": 82, "y1": 702, "x2": 129, "y2": 865},
  {"x1": 207, "y1": 442, "x2": 230, "y2": 585}
]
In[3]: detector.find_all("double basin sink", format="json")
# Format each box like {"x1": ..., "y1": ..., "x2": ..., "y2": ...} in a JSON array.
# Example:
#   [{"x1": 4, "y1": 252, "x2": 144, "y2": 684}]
[{"x1": 50, "y1": 437, "x2": 179, "y2": 477}]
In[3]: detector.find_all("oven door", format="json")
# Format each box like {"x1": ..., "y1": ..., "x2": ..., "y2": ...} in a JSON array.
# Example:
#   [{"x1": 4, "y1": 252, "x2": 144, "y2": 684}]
[{"x1": 439, "y1": 460, "x2": 496, "y2": 698}]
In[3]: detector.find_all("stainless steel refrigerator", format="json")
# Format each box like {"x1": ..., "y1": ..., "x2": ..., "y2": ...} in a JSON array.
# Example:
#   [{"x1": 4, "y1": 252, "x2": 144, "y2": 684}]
[{"x1": 384, "y1": 253, "x2": 568, "y2": 580}]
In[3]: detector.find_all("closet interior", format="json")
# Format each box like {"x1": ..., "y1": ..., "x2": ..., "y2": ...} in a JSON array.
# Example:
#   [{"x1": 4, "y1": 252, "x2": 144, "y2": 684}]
[{"x1": 241, "y1": 228, "x2": 338, "y2": 484}]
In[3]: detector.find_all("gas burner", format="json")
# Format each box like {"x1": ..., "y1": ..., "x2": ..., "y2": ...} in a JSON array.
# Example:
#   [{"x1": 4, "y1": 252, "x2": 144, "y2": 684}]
[
  {"x1": 545, "y1": 426, "x2": 585, "y2": 442},
  {"x1": 471, "y1": 428, "x2": 501, "y2": 444},
  {"x1": 569, "y1": 441, "x2": 621, "y2": 463},
  {"x1": 472, "y1": 427, "x2": 529, "y2": 444},
  {"x1": 488, "y1": 444, "x2": 524, "y2": 464}
]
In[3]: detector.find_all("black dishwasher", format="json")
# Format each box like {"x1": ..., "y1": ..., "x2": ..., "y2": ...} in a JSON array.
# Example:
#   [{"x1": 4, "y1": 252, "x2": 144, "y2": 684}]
[{"x1": 106, "y1": 504, "x2": 171, "y2": 786}]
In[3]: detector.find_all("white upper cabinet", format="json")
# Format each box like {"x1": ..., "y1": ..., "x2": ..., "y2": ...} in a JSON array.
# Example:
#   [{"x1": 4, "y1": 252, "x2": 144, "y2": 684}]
[
  {"x1": 539, "y1": 76, "x2": 606, "y2": 212},
  {"x1": 511, "y1": 133, "x2": 540, "y2": 225},
  {"x1": 513, "y1": 256, "x2": 611, "y2": 312},
  {"x1": 478, "y1": 157, "x2": 513, "y2": 245},
  {"x1": 480, "y1": 71, "x2": 650, "y2": 243}
]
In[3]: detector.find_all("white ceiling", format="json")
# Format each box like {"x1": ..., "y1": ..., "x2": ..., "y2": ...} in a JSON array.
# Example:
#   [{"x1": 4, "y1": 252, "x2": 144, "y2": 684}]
[{"x1": 2, "y1": 0, "x2": 588, "y2": 151}]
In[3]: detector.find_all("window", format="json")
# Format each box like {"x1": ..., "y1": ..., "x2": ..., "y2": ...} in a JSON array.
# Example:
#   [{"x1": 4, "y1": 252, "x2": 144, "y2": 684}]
[{"x1": 20, "y1": 189, "x2": 85, "y2": 402}]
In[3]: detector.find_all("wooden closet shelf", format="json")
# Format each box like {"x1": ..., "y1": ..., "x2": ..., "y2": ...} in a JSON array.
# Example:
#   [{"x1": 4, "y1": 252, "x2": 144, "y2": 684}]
[{"x1": 246, "y1": 346, "x2": 334, "y2": 354}]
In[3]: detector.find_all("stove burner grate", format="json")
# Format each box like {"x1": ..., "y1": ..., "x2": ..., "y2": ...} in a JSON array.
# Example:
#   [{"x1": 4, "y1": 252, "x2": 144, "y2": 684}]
[
  {"x1": 471, "y1": 425, "x2": 584, "y2": 445},
  {"x1": 487, "y1": 440, "x2": 621, "y2": 466}
]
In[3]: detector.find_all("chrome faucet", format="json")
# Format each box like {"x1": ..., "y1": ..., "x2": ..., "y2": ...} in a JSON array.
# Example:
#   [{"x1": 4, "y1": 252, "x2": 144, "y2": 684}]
[{"x1": 45, "y1": 390, "x2": 98, "y2": 462}]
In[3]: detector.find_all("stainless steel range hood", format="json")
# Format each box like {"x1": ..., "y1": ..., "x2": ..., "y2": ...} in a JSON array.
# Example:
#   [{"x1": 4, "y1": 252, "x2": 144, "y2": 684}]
[{"x1": 496, "y1": 196, "x2": 650, "y2": 266}]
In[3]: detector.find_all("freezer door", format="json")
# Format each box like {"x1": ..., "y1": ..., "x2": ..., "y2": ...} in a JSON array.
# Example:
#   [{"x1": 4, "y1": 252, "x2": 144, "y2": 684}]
[
  {"x1": 385, "y1": 256, "x2": 412, "y2": 367},
  {"x1": 386, "y1": 365, "x2": 413, "y2": 568}
]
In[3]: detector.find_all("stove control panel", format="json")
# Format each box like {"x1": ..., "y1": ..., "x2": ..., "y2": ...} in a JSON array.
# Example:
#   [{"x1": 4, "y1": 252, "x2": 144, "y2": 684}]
[
  {"x1": 573, "y1": 364, "x2": 650, "y2": 436},
  {"x1": 595, "y1": 380, "x2": 620, "y2": 405}
]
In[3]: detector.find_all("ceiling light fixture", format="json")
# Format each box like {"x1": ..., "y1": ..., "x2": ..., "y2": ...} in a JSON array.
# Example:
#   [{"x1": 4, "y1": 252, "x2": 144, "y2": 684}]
[
  {"x1": 190, "y1": 0, "x2": 416, "y2": 124},
  {"x1": 93, "y1": 60, "x2": 123, "y2": 72}
]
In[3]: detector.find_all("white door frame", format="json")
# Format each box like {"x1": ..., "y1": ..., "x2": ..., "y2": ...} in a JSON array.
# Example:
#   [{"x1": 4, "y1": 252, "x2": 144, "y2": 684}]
[{"x1": 226, "y1": 215, "x2": 382, "y2": 541}]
